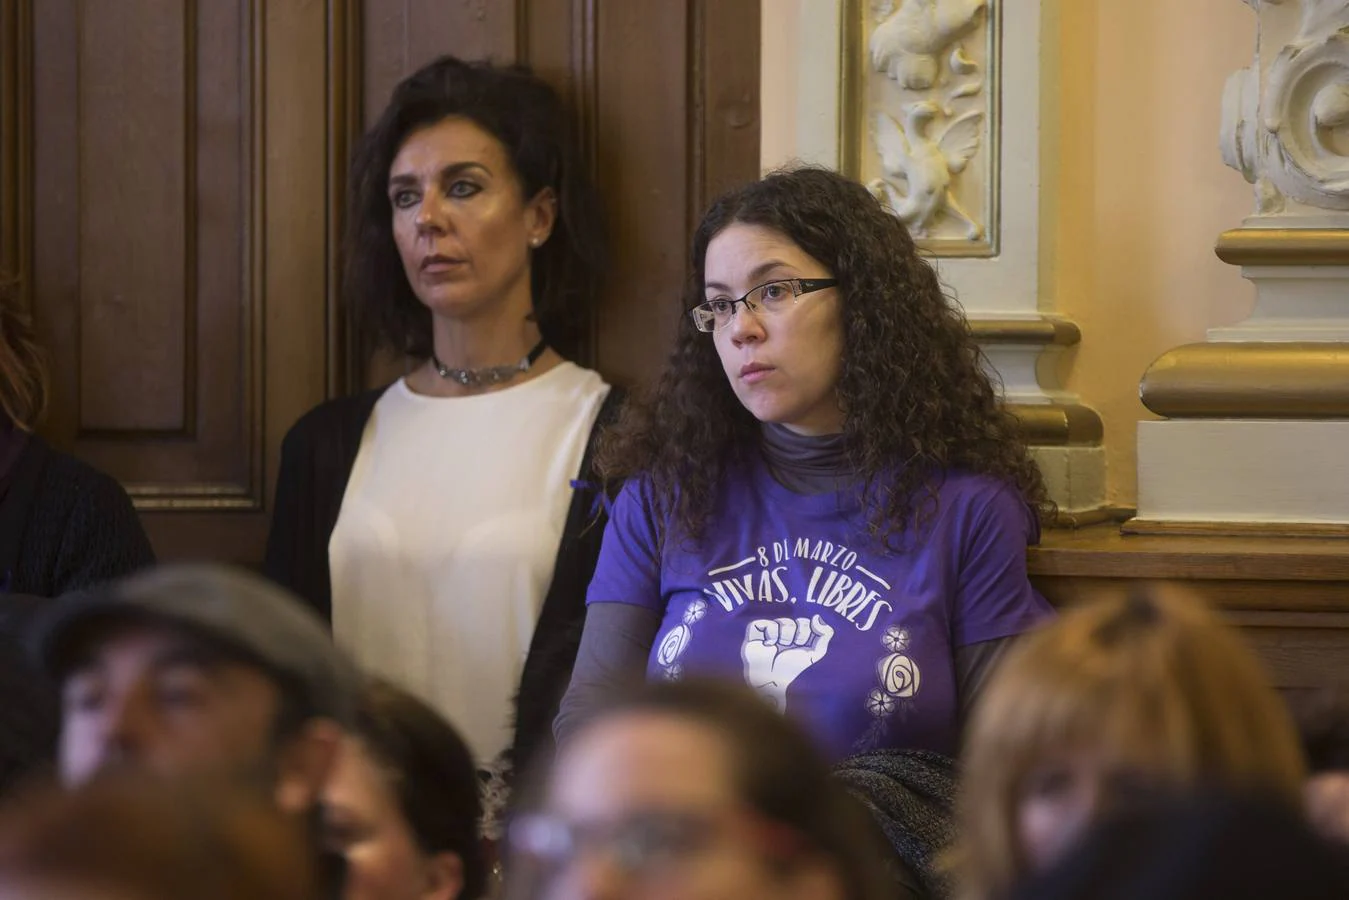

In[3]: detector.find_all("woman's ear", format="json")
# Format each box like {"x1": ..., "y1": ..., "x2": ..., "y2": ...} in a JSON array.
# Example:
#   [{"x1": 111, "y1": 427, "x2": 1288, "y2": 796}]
[
  {"x1": 526, "y1": 186, "x2": 559, "y2": 248},
  {"x1": 421, "y1": 850, "x2": 465, "y2": 900}
]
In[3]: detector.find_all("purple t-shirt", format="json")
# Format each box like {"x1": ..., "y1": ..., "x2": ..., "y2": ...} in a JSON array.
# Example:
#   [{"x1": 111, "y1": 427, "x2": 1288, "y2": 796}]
[{"x1": 586, "y1": 459, "x2": 1052, "y2": 761}]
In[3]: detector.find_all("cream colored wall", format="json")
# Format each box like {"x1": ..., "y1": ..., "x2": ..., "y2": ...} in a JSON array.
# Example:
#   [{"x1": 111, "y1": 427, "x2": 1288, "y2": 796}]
[
  {"x1": 760, "y1": 0, "x2": 1260, "y2": 507},
  {"x1": 1044, "y1": 0, "x2": 1255, "y2": 507}
]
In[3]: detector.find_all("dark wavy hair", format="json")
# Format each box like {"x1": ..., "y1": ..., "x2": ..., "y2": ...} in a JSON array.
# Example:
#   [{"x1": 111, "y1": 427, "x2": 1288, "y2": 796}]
[
  {"x1": 345, "y1": 56, "x2": 605, "y2": 361},
  {"x1": 0, "y1": 278, "x2": 47, "y2": 431},
  {"x1": 351, "y1": 679, "x2": 485, "y2": 900},
  {"x1": 596, "y1": 167, "x2": 1047, "y2": 548}
]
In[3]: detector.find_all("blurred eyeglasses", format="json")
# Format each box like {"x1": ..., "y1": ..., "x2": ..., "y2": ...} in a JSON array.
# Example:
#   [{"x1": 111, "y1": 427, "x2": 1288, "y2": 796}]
[{"x1": 507, "y1": 806, "x2": 805, "y2": 884}]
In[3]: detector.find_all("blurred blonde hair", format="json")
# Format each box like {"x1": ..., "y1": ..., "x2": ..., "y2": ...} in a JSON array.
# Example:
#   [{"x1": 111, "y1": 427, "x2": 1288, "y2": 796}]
[
  {"x1": 0, "y1": 279, "x2": 47, "y2": 431},
  {"x1": 952, "y1": 587, "x2": 1306, "y2": 900}
]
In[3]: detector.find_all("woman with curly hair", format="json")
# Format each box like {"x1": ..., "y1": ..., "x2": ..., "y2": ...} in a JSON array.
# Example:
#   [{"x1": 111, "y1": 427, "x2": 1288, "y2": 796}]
[
  {"x1": 264, "y1": 56, "x2": 621, "y2": 822},
  {"x1": 554, "y1": 167, "x2": 1052, "y2": 761}
]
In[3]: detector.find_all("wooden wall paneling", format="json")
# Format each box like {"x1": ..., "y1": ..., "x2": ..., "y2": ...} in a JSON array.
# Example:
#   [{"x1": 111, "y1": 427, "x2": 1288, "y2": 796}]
[
  {"x1": 11, "y1": 0, "x2": 352, "y2": 564},
  {"x1": 688, "y1": 0, "x2": 761, "y2": 222},
  {"x1": 590, "y1": 0, "x2": 692, "y2": 387},
  {"x1": 77, "y1": 0, "x2": 189, "y2": 434},
  {"x1": 361, "y1": 0, "x2": 520, "y2": 126},
  {"x1": 31, "y1": 0, "x2": 250, "y2": 491},
  {"x1": 0, "y1": 0, "x2": 33, "y2": 297},
  {"x1": 329, "y1": 0, "x2": 364, "y2": 396}
]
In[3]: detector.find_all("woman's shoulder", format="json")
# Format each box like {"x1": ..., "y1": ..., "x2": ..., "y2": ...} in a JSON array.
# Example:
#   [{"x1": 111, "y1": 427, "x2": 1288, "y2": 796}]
[
  {"x1": 30, "y1": 440, "x2": 136, "y2": 510},
  {"x1": 929, "y1": 470, "x2": 1039, "y2": 537},
  {"x1": 539, "y1": 361, "x2": 611, "y2": 403},
  {"x1": 282, "y1": 386, "x2": 391, "y2": 449}
]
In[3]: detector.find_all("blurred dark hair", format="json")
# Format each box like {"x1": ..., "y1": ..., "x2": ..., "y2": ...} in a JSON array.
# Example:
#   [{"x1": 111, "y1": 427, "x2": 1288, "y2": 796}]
[
  {"x1": 0, "y1": 773, "x2": 316, "y2": 900},
  {"x1": 345, "y1": 55, "x2": 605, "y2": 361},
  {"x1": 0, "y1": 278, "x2": 48, "y2": 431},
  {"x1": 1287, "y1": 689, "x2": 1349, "y2": 773},
  {"x1": 530, "y1": 678, "x2": 895, "y2": 900},
  {"x1": 352, "y1": 678, "x2": 485, "y2": 899},
  {"x1": 595, "y1": 167, "x2": 1047, "y2": 550}
]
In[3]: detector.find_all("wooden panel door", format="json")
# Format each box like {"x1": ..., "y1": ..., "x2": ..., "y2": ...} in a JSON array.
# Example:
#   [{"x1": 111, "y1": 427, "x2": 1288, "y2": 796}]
[{"x1": 1, "y1": 0, "x2": 356, "y2": 564}]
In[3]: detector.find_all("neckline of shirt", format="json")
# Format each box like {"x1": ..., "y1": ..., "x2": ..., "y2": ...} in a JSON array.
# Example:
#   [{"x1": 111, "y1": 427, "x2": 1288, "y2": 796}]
[{"x1": 395, "y1": 360, "x2": 584, "y2": 405}]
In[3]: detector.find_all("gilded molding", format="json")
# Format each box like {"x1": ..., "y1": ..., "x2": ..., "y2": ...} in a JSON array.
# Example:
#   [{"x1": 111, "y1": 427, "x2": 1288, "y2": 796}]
[
  {"x1": 1140, "y1": 342, "x2": 1349, "y2": 417},
  {"x1": 968, "y1": 317, "x2": 1080, "y2": 346},
  {"x1": 1215, "y1": 228, "x2": 1349, "y2": 266},
  {"x1": 1008, "y1": 402, "x2": 1103, "y2": 445}
]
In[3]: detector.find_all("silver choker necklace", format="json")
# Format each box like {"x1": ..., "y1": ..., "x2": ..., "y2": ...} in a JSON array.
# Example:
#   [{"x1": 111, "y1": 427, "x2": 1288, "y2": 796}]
[{"x1": 431, "y1": 340, "x2": 547, "y2": 388}]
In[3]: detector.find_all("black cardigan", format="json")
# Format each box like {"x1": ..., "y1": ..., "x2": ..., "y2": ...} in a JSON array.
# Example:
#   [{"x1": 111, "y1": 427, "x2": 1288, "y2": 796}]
[
  {"x1": 0, "y1": 436, "x2": 155, "y2": 598},
  {"x1": 263, "y1": 384, "x2": 624, "y2": 774}
]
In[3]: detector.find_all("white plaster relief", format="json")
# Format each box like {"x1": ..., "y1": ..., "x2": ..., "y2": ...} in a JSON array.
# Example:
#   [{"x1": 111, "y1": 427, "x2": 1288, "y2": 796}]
[
  {"x1": 870, "y1": 104, "x2": 985, "y2": 239},
  {"x1": 1222, "y1": 0, "x2": 1349, "y2": 213},
  {"x1": 861, "y1": 0, "x2": 996, "y2": 250}
]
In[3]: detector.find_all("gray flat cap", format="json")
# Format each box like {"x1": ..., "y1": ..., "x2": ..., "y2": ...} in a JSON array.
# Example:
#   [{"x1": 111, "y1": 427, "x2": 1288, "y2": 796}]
[{"x1": 34, "y1": 564, "x2": 360, "y2": 727}]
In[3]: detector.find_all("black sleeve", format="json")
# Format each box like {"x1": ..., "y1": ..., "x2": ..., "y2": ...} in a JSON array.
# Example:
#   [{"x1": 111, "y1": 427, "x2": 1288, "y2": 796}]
[
  {"x1": 263, "y1": 421, "x2": 322, "y2": 613},
  {"x1": 553, "y1": 602, "x2": 662, "y2": 747},
  {"x1": 953, "y1": 635, "x2": 1018, "y2": 721},
  {"x1": 50, "y1": 468, "x2": 156, "y2": 594}
]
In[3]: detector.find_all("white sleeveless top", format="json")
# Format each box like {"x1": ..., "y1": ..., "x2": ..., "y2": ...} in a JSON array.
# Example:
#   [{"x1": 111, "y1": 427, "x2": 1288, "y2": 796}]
[{"x1": 329, "y1": 362, "x2": 610, "y2": 767}]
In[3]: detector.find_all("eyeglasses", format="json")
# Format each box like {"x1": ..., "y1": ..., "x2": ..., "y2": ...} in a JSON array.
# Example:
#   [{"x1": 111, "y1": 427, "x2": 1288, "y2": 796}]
[
  {"x1": 689, "y1": 278, "x2": 838, "y2": 333},
  {"x1": 507, "y1": 807, "x2": 805, "y2": 882}
]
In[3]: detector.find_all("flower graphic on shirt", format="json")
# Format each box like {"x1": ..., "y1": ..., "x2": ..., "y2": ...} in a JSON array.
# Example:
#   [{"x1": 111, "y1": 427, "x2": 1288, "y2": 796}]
[
  {"x1": 878, "y1": 652, "x2": 921, "y2": 698},
  {"x1": 656, "y1": 624, "x2": 691, "y2": 667},
  {"x1": 866, "y1": 688, "x2": 896, "y2": 718},
  {"x1": 656, "y1": 600, "x2": 706, "y2": 679},
  {"x1": 854, "y1": 624, "x2": 924, "y2": 754},
  {"x1": 882, "y1": 626, "x2": 910, "y2": 653}
]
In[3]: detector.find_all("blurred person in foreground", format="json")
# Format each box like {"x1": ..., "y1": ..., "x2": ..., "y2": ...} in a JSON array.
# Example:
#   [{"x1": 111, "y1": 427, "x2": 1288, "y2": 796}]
[
  {"x1": 951, "y1": 587, "x2": 1308, "y2": 900},
  {"x1": 506, "y1": 678, "x2": 894, "y2": 900},
  {"x1": 32, "y1": 563, "x2": 360, "y2": 895},
  {"x1": 1008, "y1": 788, "x2": 1349, "y2": 900},
  {"x1": 0, "y1": 772, "x2": 316, "y2": 900},
  {"x1": 324, "y1": 678, "x2": 485, "y2": 900}
]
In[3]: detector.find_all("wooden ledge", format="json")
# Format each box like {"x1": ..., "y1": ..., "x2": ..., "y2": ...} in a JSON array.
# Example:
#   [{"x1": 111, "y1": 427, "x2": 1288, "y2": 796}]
[{"x1": 1030, "y1": 524, "x2": 1349, "y2": 582}]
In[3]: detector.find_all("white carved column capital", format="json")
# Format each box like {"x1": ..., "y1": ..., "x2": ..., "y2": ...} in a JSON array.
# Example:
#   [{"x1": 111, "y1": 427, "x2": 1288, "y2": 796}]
[
  {"x1": 1134, "y1": 0, "x2": 1349, "y2": 533},
  {"x1": 1221, "y1": 0, "x2": 1349, "y2": 219}
]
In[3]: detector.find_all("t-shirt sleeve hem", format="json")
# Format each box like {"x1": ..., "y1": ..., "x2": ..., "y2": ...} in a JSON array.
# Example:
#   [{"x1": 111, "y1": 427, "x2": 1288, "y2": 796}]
[
  {"x1": 955, "y1": 610, "x2": 1050, "y2": 648},
  {"x1": 585, "y1": 596, "x2": 663, "y2": 609}
]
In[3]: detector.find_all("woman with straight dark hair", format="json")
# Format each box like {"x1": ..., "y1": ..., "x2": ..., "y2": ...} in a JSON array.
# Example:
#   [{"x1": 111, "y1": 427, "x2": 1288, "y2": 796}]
[
  {"x1": 264, "y1": 56, "x2": 620, "y2": 827},
  {"x1": 555, "y1": 167, "x2": 1051, "y2": 762},
  {"x1": 0, "y1": 279, "x2": 153, "y2": 598}
]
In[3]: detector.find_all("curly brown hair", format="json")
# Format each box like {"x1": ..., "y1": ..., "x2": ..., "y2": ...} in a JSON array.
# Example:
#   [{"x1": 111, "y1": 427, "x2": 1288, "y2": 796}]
[
  {"x1": 0, "y1": 279, "x2": 47, "y2": 431},
  {"x1": 596, "y1": 167, "x2": 1047, "y2": 548}
]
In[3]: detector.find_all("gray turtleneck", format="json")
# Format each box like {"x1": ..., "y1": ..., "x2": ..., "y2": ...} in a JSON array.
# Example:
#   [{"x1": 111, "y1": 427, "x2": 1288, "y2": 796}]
[{"x1": 553, "y1": 425, "x2": 1018, "y2": 747}]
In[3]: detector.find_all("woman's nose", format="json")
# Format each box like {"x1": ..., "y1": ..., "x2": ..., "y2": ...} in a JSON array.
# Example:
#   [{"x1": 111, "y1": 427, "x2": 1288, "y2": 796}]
[
  {"x1": 415, "y1": 194, "x2": 448, "y2": 233},
  {"x1": 726, "y1": 301, "x2": 765, "y2": 345}
]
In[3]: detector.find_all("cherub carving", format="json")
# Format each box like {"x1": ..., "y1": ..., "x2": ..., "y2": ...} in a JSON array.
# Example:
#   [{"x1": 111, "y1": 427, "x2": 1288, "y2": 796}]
[
  {"x1": 868, "y1": 101, "x2": 985, "y2": 240},
  {"x1": 870, "y1": 0, "x2": 988, "y2": 90}
]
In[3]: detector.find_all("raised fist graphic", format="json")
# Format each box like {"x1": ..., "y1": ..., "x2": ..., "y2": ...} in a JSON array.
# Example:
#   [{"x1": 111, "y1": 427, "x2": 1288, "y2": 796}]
[{"x1": 740, "y1": 614, "x2": 835, "y2": 712}]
